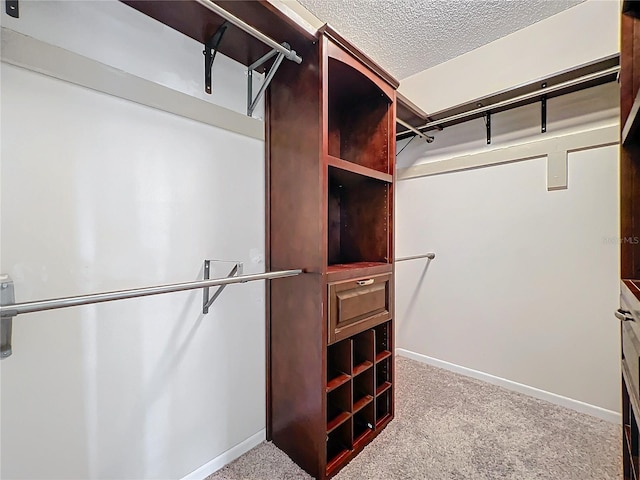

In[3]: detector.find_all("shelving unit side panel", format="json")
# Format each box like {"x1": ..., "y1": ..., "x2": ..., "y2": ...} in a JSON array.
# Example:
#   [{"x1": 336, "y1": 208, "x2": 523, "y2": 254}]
[
  {"x1": 388, "y1": 92, "x2": 396, "y2": 271},
  {"x1": 270, "y1": 273, "x2": 325, "y2": 478},
  {"x1": 268, "y1": 41, "x2": 324, "y2": 273},
  {"x1": 621, "y1": 145, "x2": 640, "y2": 278}
]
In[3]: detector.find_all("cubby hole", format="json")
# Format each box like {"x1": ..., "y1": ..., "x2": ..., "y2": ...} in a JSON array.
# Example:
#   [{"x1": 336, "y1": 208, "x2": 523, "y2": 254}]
[
  {"x1": 327, "y1": 58, "x2": 391, "y2": 173},
  {"x1": 375, "y1": 387, "x2": 392, "y2": 427},
  {"x1": 375, "y1": 357, "x2": 391, "y2": 396},
  {"x1": 328, "y1": 167, "x2": 389, "y2": 266},
  {"x1": 374, "y1": 322, "x2": 392, "y2": 363},
  {"x1": 327, "y1": 338, "x2": 352, "y2": 392},
  {"x1": 353, "y1": 368, "x2": 374, "y2": 413},
  {"x1": 353, "y1": 330, "x2": 374, "y2": 375},
  {"x1": 326, "y1": 419, "x2": 352, "y2": 470},
  {"x1": 353, "y1": 402, "x2": 375, "y2": 445},
  {"x1": 327, "y1": 381, "x2": 351, "y2": 433}
]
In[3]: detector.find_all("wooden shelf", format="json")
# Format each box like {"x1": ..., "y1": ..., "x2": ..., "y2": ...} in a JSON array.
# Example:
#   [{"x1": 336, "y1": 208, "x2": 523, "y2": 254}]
[
  {"x1": 375, "y1": 413, "x2": 392, "y2": 430},
  {"x1": 353, "y1": 428, "x2": 375, "y2": 449},
  {"x1": 327, "y1": 262, "x2": 390, "y2": 273},
  {"x1": 327, "y1": 411, "x2": 351, "y2": 433},
  {"x1": 376, "y1": 381, "x2": 392, "y2": 396},
  {"x1": 353, "y1": 395, "x2": 373, "y2": 413},
  {"x1": 326, "y1": 449, "x2": 351, "y2": 476},
  {"x1": 327, "y1": 155, "x2": 392, "y2": 183},
  {"x1": 353, "y1": 361, "x2": 373, "y2": 377},
  {"x1": 326, "y1": 373, "x2": 351, "y2": 393},
  {"x1": 375, "y1": 350, "x2": 392, "y2": 363},
  {"x1": 122, "y1": 1, "x2": 315, "y2": 72}
]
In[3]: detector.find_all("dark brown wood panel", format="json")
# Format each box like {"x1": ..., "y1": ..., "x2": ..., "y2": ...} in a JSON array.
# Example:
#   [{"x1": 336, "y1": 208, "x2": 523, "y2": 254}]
[
  {"x1": 268, "y1": 41, "x2": 323, "y2": 272},
  {"x1": 270, "y1": 273, "x2": 324, "y2": 478},
  {"x1": 623, "y1": 15, "x2": 636, "y2": 125}
]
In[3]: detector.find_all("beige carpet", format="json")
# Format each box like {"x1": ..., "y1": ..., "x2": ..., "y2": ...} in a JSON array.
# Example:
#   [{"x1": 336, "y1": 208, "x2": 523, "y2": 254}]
[{"x1": 208, "y1": 357, "x2": 622, "y2": 480}]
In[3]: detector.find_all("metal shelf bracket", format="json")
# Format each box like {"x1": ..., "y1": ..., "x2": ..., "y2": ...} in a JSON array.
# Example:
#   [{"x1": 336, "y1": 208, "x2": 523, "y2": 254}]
[
  {"x1": 485, "y1": 112, "x2": 492, "y2": 145},
  {"x1": 247, "y1": 44, "x2": 289, "y2": 117},
  {"x1": 5, "y1": 0, "x2": 18, "y2": 18},
  {"x1": 203, "y1": 21, "x2": 229, "y2": 95},
  {"x1": 541, "y1": 82, "x2": 547, "y2": 134},
  {"x1": 202, "y1": 260, "x2": 243, "y2": 314},
  {"x1": 1, "y1": 275, "x2": 15, "y2": 359}
]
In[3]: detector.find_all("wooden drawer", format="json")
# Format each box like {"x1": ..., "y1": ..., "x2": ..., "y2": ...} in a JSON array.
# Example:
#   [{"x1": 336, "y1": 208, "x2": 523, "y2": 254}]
[{"x1": 328, "y1": 273, "x2": 391, "y2": 344}]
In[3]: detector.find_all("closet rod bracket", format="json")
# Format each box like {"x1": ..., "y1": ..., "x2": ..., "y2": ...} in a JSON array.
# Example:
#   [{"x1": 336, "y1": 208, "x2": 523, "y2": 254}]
[
  {"x1": 5, "y1": 0, "x2": 18, "y2": 18},
  {"x1": 203, "y1": 21, "x2": 229, "y2": 94},
  {"x1": 0, "y1": 275, "x2": 15, "y2": 359},
  {"x1": 247, "y1": 44, "x2": 290, "y2": 117},
  {"x1": 202, "y1": 260, "x2": 243, "y2": 314},
  {"x1": 541, "y1": 83, "x2": 547, "y2": 133},
  {"x1": 485, "y1": 112, "x2": 491, "y2": 145}
]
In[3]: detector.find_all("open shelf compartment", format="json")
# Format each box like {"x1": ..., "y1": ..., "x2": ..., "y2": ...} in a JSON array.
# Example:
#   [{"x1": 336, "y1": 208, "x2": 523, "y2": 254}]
[
  {"x1": 326, "y1": 418, "x2": 352, "y2": 472},
  {"x1": 327, "y1": 57, "x2": 392, "y2": 173},
  {"x1": 328, "y1": 166, "x2": 390, "y2": 267},
  {"x1": 327, "y1": 382, "x2": 351, "y2": 433},
  {"x1": 327, "y1": 338, "x2": 352, "y2": 392},
  {"x1": 374, "y1": 322, "x2": 392, "y2": 363}
]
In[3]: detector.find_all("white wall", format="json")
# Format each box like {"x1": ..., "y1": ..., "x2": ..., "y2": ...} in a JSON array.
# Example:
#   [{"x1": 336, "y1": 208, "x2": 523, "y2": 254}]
[
  {"x1": 395, "y1": 83, "x2": 621, "y2": 415},
  {"x1": 399, "y1": 0, "x2": 619, "y2": 114},
  {"x1": 1, "y1": 2, "x2": 268, "y2": 479}
]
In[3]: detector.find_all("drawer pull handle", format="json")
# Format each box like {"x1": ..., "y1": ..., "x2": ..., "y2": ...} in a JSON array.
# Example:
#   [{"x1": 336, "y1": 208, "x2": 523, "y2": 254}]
[
  {"x1": 357, "y1": 279, "x2": 374, "y2": 286},
  {"x1": 616, "y1": 309, "x2": 635, "y2": 322}
]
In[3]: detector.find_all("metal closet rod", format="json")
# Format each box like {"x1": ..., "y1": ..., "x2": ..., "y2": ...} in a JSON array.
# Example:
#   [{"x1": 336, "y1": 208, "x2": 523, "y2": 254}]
[
  {"x1": 0, "y1": 269, "x2": 302, "y2": 317},
  {"x1": 396, "y1": 253, "x2": 436, "y2": 262},
  {"x1": 194, "y1": 0, "x2": 303, "y2": 64},
  {"x1": 396, "y1": 118, "x2": 433, "y2": 142},
  {"x1": 418, "y1": 65, "x2": 620, "y2": 131}
]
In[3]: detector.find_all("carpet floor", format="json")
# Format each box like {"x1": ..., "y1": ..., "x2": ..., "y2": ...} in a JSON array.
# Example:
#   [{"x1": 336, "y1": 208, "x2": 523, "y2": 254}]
[{"x1": 208, "y1": 357, "x2": 621, "y2": 480}]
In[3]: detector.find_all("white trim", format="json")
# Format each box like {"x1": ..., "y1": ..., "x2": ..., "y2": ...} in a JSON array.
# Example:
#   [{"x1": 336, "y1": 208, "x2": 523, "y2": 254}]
[
  {"x1": 397, "y1": 124, "x2": 619, "y2": 180},
  {"x1": 180, "y1": 429, "x2": 266, "y2": 480},
  {"x1": 0, "y1": 28, "x2": 264, "y2": 140},
  {"x1": 396, "y1": 348, "x2": 621, "y2": 424}
]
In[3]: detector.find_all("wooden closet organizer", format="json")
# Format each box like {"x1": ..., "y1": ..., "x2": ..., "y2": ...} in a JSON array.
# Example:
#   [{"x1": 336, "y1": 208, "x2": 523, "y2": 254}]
[
  {"x1": 267, "y1": 24, "x2": 398, "y2": 479},
  {"x1": 121, "y1": 2, "x2": 398, "y2": 479},
  {"x1": 620, "y1": 2, "x2": 640, "y2": 479}
]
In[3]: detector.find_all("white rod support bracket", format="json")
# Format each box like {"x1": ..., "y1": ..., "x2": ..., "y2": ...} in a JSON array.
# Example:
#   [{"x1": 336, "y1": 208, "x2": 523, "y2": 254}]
[
  {"x1": 1, "y1": 275, "x2": 15, "y2": 359},
  {"x1": 247, "y1": 46, "x2": 287, "y2": 117},
  {"x1": 202, "y1": 260, "x2": 243, "y2": 314}
]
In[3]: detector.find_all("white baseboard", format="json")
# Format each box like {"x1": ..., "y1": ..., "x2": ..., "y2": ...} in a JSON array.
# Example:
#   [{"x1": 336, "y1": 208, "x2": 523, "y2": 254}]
[
  {"x1": 180, "y1": 429, "x2": 266, "y2": 480},
  {"x1": 396, "y1": 348, "x2": 621, "y2": 424}
]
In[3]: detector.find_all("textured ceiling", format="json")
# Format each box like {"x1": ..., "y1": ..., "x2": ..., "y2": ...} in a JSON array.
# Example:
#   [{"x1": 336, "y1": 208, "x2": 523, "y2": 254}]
[{"x1": 297, "y1": 0, "x2": 586, "y2": 80}]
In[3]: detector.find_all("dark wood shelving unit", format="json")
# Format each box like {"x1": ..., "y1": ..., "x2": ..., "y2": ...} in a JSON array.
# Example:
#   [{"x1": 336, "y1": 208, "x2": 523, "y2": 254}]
[
  {"x1": 268, "y1": 20, "x2": 397, "y2": 477},
  {"x1": 621, "y1": 6, "x2": 640, "y2": 479}
]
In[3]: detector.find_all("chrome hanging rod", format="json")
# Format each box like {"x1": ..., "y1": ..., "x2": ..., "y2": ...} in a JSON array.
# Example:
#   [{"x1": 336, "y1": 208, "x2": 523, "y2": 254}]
[
  {"x1": 396, "y1": 253, "x2": 436, "y2": 262},
  {"x1": 0, "y1": 269, "x2": 302, "y2": 318},
  {"x1": 396, "y1": 118, "x2": 434, "y2": 143},
  {"x1": 418, "y1": 65, "x2": 620, "y2": 131},
  {"x1": 193, "y1": 0, "x2": 302, "y2": 65}
]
